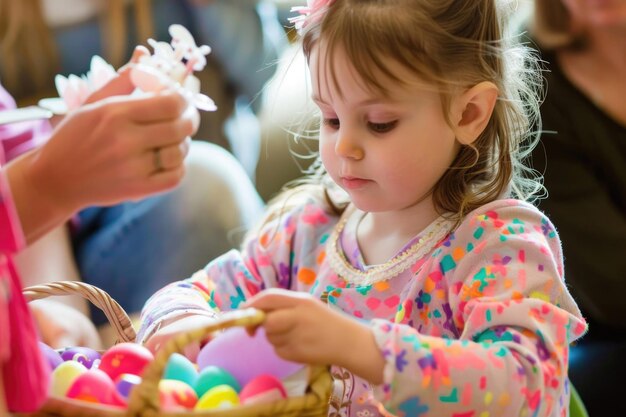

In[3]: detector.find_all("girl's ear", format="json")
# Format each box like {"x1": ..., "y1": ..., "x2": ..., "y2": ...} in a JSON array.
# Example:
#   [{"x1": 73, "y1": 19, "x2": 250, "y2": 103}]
[{"x1": 453, "y1": 81, "x2": 498, "y2": 145}]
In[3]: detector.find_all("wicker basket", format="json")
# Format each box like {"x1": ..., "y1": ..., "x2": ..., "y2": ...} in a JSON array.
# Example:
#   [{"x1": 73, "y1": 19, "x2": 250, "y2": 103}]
[{"x1": 22, "y1": 281, "x2": 332, "y2": 417}]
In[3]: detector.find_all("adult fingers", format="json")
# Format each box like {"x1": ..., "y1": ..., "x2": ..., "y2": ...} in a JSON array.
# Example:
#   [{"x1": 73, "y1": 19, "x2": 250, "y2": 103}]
[
  {"x1": 124, "y1": 164, "x2": 186, "y2": 200},
  {"x1": 84, "y1": 70, "x2": 134, "y2": 104},
  {"x1": 145, "y1": 165, "x2": 186, "y2": 193},
  {"x1": 150, "y1": 139, "x2": 190, "y2": 172},
  {"x1": 131, "y1": 116, "x2": 194, "y2": 151},
  {"x1": 127, "y1": 45, "x2": 151, "y2": 66},
  {"x1": 96, "y1": 90, "x2": 188, "y2": 124}
]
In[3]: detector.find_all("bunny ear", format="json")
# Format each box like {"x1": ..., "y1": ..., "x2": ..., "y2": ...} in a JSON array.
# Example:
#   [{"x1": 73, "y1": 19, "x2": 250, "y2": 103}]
[
  {"x1": 169, "y1": 24, "x2": 195, "y2": 44},
  {"x1": 193, "y1": 93, "x2": 217, "y2": 112}
]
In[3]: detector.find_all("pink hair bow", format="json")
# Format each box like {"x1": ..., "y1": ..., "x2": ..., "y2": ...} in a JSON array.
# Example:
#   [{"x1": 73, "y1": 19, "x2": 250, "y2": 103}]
[{"x1": 289, "y1": 0, "x2": 336, "y2": 32}]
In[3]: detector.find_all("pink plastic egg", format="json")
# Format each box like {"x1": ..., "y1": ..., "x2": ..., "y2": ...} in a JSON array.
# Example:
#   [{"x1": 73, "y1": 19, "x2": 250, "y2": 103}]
[
  {"x1": 66, "y1": 369, "x2": 125, "y2": 407},
  {"x1": 196, "y1": 327, "x2": 303, "y2": 386},
  {"x1": 98, "y1": 343, "x2": 154, "y2": 381},
  {"x1": 240, "y1": 374, "x2": 287, "y2": 405},
  {"x1": 159, "y1": 379, "x2": 198, "y2": 410}
]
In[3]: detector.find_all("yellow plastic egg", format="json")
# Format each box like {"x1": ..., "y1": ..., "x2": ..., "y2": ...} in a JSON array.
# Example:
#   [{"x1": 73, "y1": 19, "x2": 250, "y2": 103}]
[
  {"x1": 195, "y1": 385, "x2": 240, "y2": 410},
  {"x1": 50, "y1": 360, "x2": 88, "y2": 397}
]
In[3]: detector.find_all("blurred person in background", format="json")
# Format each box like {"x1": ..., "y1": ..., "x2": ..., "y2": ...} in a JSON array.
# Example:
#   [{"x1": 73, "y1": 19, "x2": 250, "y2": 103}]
[{"x1": 528, "y1": 1, "x2": 626, "y2": 414}]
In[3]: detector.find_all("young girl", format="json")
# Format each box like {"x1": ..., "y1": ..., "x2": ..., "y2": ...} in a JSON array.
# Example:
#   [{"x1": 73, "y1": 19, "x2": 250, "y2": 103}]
[{"x1": 139, "y1": 1, "x2": 587, "y2": 416}]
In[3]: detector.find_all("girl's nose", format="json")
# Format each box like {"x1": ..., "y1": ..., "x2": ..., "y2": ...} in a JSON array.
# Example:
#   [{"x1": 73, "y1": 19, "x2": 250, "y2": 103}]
[{"x1": 335, "y1": 127, "x2": 364, "y2": 160}]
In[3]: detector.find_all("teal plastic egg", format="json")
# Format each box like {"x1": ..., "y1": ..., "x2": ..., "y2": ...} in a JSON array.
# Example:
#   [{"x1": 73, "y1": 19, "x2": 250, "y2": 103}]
[
  {"x1": 195, "y1": 366, "x2": 241, "y2": 398},
  {"x1": 163, "y1": 353, "x2": 198, "y2": 386},
  {"x1": 50, "y1": 360, "x2": 88, "y2": 397},
  {"x1": 195, "y1": 385, "x2": 239, "y2": 410}
]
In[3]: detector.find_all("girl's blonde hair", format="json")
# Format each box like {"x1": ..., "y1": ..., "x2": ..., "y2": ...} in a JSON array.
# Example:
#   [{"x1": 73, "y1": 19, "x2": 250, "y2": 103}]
[
  {"x1": 256, "y1": 0, "x2": 543, "y2": 239},
  {"x1": 0, "y1": 0, "x2": 153, "y2": 102}
]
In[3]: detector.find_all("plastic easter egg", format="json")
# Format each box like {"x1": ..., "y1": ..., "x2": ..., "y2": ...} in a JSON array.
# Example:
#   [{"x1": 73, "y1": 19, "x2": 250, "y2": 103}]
[
  {"x1": 98, "y1": 342, "x2": 154, "y2": 380},
  {"x1": 196, "y1": 327, "x2": 303, "y2": 386},
  {"x1": 39, "y1": 342, "x2": 63, "y2": 370},
  {"x1": 163, "y1": 353, "x2": 198, "y2": 387},
  {"x1": 195, "y1": 385, "x2": 239, "y2": 410},
  {"x1": 50, "y1": 360, "x2": 88, "y2": 397},
  {"x1": 159, "y1": 379, "x2": 198, "y2": 410},
  {"x1": 66, "y1": 368, "x2": 125, "y2": 407},
  {"x1": 61, "y1": 346, "x2": 101, "y2": 369},
  {"x1": 115, "y1": 373, "x2": 142, "y2": 400},
  {"x1": 195, "y1": 366, "x2": 241, "y2": 398},
  {"x1": 240, "y1": 374, "x2": 287, "y2": 405}
]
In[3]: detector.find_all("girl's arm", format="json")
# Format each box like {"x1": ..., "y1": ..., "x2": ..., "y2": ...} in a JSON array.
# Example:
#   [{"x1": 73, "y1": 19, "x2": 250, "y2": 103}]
[
  {"x1": 138, "y1": 199, "x2": 336, "y2": 347},
  {"x1": 367, "y1": 201, "x2": 587, "y2": 417}
]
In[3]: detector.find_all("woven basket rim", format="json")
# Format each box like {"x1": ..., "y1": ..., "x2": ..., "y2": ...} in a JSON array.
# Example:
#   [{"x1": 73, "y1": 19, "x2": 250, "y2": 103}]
[{"x1": 24, "y1": 281, "x2": 332, "y2": 417}]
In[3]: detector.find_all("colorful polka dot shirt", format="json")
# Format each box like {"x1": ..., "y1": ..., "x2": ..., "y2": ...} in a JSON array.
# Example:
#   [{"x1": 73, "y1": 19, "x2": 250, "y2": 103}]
[{"x1": 139, "y1": 198, "x2": 587, "y2": 417}]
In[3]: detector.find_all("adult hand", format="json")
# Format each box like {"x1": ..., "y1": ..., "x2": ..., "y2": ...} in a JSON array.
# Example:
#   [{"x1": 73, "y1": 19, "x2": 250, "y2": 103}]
[
  {"x1": 244, "y1": 289, "x2": 386, "y2": 384},
  {"x1": 35, "y1": 89, "x2": 196, "y2": 210}
]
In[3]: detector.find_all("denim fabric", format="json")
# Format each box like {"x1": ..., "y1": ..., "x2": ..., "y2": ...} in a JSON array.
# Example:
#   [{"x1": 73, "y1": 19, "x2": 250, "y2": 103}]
[{"x1": 72, "y1": 142, "x2": 264, "y2": 325}]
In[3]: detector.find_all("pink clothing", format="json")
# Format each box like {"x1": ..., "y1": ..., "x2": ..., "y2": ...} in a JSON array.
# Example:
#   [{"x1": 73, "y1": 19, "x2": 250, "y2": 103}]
[
  {"x1": 0, "y1": 101, "x2": 50, "y2": 411},
  {"x1": 0, "y1": 84, "x2": 51, "y2": 164},
  {"x1": 139, "y1": 197, "x2": 587, "y2": 417}
]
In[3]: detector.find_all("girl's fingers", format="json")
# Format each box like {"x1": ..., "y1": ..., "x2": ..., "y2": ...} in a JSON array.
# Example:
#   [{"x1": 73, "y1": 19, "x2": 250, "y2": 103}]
[
  {"x1": 245, "y1": 288, "x2": 310, "y2": 311},
  {"x1": 263, "y1": 309, "x2": 298, "y2": 335}
]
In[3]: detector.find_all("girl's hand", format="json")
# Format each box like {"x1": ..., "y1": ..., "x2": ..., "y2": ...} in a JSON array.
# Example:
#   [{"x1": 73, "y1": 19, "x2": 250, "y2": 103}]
[
  {"x1": 143, "y1": 314, "x2": 217, "y2": 362},
  {"x1": 29, "y1": 299, "x2": 102, "y2": 349},
  {"x1": 243, "y1": 289, "x2": 385, "y2": 384}
]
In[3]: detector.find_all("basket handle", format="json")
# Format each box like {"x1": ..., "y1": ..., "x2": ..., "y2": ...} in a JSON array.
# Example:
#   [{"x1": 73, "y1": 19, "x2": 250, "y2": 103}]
[
  {"x1": 128, "y1": 308, "x2": 267, "y2": 415},
  {"x1": 23, "y1": 280, "x2": 136, "y2": 343}
]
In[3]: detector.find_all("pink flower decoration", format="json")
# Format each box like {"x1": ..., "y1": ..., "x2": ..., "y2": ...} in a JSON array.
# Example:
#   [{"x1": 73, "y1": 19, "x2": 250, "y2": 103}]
[{"x1": 289, "y1": 0, "x2": 336, "y2": 32}]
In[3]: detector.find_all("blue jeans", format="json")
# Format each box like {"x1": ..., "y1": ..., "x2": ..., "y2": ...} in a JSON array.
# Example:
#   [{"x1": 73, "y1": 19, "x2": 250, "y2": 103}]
[{"x1": 72, "y1": 142, "x2": 264, "y2": 324}]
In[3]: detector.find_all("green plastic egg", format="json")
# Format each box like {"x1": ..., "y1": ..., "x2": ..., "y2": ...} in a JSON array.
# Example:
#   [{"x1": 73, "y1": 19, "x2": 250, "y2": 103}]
[{"x1": 195, "y1": 366, "x2": 241, "y2": 397}]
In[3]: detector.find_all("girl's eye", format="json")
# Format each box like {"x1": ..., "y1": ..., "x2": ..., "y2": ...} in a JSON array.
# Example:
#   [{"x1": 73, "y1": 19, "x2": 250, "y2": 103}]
[
  {"x1": 323, "y1": 118, "x2": 340, "y2": 129},
  {"x1": 368, "y1": 121, "x2": 398, "y2": 133}
]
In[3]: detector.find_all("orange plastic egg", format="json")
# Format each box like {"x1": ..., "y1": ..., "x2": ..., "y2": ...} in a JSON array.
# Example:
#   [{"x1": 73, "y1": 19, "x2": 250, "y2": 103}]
[{"x1": 159, "y1": 379, "x2": 198, "y2": 410}]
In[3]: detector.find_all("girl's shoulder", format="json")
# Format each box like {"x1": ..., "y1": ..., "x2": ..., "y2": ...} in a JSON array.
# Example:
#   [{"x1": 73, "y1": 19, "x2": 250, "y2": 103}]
[{"x1": 452, "y1": 198, "x2": 556, "y2": 242}]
